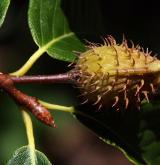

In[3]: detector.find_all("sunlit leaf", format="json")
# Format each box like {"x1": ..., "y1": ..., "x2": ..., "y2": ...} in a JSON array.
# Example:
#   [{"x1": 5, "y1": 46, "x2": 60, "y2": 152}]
[
  {"x1": 0, "y1": 0, "x2": 11, "y2": 27},
  {"x1": 28, "y1": 0, "x2": 85, "y2": 62},
  {"x1": 7, "y1": 145, "x2": 52, "y2": 165}
]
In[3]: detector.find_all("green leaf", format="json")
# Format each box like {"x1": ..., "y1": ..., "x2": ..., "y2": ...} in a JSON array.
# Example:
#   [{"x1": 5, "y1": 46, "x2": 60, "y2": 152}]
[
  {"x1": 0, "y1": 0, "x2": 11, "y2": 27},
  {"x1": 28, "y1": 0, "x2": 85, "y2": 62},
  {"x1": 7, "y1": 145, "x2": 52, "y2": 165},
  {"x1": 74, "y1": 100, "x2": 160, "y2": 165}
]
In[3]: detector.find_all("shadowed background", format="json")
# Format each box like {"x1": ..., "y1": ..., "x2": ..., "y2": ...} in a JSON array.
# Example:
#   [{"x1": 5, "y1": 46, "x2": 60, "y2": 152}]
[{"x1": 0, "y1": 0, "x2": 159, "y2": 164}]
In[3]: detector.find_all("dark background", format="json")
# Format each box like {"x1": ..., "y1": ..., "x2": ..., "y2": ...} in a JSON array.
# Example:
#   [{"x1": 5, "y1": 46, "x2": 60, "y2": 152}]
[{"x1": 0, "y1": 0, "x2": 159, "y2": 164}]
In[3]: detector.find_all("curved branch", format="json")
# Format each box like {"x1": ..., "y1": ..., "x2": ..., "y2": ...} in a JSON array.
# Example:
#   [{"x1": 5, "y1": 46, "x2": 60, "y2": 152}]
[{"x1": 0, "y1": 73, "x2": 55, "y2": 127}]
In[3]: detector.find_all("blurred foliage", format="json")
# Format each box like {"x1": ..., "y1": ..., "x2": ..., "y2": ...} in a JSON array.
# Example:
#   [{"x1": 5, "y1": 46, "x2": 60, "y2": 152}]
[{"x1": 75, "y1": 97, "x2": 160, "y2": 165}]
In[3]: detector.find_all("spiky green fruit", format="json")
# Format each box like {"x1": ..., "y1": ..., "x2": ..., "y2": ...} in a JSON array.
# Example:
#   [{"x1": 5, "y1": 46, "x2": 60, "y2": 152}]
[{"x1": 71, "y1": 36, "x2": 160, "y2": 110}]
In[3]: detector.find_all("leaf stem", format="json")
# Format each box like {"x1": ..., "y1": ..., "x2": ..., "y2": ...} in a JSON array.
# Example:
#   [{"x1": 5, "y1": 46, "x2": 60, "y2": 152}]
[
  {"x1": 11, "y1": 49, "x2": 43, "y2": 76},
  {"x1": 11, "y1": 32, "x2": 74, "y2": 76},
  {"x1": 22, "y1": 110, "x2": 36, "y2": 165},
  {"x1": 39, "y1": 100, "x2": 75, "y2": 113},
  {"x1": 38, "y1": 100, "x2": 95, "y2": 121}
]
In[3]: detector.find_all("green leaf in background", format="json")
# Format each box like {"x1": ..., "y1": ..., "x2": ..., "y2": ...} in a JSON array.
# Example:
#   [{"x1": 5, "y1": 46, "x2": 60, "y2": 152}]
[
  {"x1": 28, "y1": 0, "x2": 85, "y2": 62},
  {"x1": 0, "y1": 0, "x2": 11, "y2": 27},
  {"x1": 7, "y1": 145, "x2": 52, "y2": 165},
  {"x1": 74, "y1": 99, "x2": 160, "y2": 165}
]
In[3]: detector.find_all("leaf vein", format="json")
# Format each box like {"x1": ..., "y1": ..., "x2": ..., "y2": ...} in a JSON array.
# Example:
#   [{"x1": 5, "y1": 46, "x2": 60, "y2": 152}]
[
  {"x1": 39, "y1": 0, "x2": 43, "y2": 45},
  {"x1": 52, "y1": 0, "x2": 58, "y2": 38}
]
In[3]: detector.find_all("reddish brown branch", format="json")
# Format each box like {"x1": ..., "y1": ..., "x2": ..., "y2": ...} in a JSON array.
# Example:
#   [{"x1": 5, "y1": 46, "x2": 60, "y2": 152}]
[
  {"x1": 0, "y1": 71, "x2": 79, "y2": 127},
  {"x1": 10, "y1": 73, "x2": 72, "y2": 84},
  {"x1": 0, "y1": 73, "x2": 55, "y2": 127}
]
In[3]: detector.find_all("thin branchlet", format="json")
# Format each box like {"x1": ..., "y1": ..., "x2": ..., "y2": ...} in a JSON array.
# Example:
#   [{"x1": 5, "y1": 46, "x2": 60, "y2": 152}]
[{"x1": 10, "y1": 73, "x2": 71, "y2": 84}]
